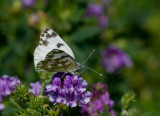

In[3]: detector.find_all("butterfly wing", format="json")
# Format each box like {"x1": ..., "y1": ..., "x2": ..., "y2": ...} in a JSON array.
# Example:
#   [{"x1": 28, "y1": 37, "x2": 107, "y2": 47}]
[
  {"x1": 35, "y1": 49, "x2": 76, "y2": 72},
  {"x1": 34, "y1": 29, "x2": 75, "y2": 71}
]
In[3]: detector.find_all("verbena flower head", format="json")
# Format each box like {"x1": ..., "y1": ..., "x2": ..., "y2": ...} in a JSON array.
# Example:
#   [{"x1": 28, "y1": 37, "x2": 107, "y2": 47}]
[
  {"x1": 44, "y1": 72, "x2": 92, "y2": 108},
  {"x1": 0, "y1": 75, "x2": 20, "y2": 102},
  {"x1": 0, "y1": 75, "x2": 20, "y2": 110},
  {"x1": 0, "y1": 75, "x2": 11, "y2": 102},
  {"x1": 81, "y1": 82, "x2": 116, "y2": 116},
  {"x1": 9, "y1": 76, "x2": 21, "y2": 91},
  {"x1": 86, "y1": 4, "x2": 104, "y2": 17},
  {"x1": 101, "y1": 45, "x2": 133, "y2": 74},
  {"x1": 22, "y1": 0, "x2": 36, "y2": 8},
  {"x1": 29, "y1": 81, "x2": 41, "y2": 96},
  {"x1": 85, "y1": 3, "x2": 108, "y2": 29}
]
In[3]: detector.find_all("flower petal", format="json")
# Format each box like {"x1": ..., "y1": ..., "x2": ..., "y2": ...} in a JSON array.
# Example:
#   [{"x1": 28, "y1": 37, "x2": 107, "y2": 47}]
[
  {"x1": 72, "y1": 75, "x2": 79, "y2": 84},
  {"x1": 0, "y1": 103, "x2": 5, "y2": 111},
  {"x1": 52, "y1": 78, "x2": 61, "y2": 87}
]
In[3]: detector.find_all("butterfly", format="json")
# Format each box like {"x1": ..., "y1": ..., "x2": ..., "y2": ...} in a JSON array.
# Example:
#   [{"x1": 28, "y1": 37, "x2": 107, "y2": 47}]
[{"x1": 34, "y1": 28, "x2": 83, "y2": 73}]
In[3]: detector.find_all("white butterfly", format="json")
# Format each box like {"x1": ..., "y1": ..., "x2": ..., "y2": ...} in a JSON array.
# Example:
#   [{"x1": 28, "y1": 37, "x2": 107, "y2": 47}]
[
  {"x1": 34, "y1": 28, "x2": 83, "y2": 73},
  {"x1": 34, "y1": 29, "x2": 102, "y2": 76}
]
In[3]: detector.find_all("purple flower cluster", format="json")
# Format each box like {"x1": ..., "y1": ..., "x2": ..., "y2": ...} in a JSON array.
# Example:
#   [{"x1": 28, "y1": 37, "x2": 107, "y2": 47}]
[
  {"x1": 44, "y1": 73, "x2": 92, "y2": 108},
  {"x1": 29, "y1": 81, "x2": 41, "y2": 96},
  {"x1": 22, "y1": 0, "x2": 36, "y2": 8},
  {"x1": 85, "y1": 3, "x2": 108, "y2": 29},
  {"x1": 81, "y1": 82, "x2": 116, "y2": 116},
  {"x1": 0, "y1": 75, "x2": 20, "y2": 110},
  {"x1": 101, "y1": 45, "x2": 133, "y2": 74}
]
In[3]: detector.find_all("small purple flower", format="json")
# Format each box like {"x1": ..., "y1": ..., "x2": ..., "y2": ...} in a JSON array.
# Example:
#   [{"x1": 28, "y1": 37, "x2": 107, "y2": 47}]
[
  {"x1": 92, "y1": 100, "x2": 104, "y2": 113},
  {"x1": 0, "y1": 75, "x2": 20, "y2": 110},
  {"x1": 101, "y1": 45, "x2": 133, "y2": 74},
  {"x1": 9, "y1": 76, "x2": 21, "y2": 91},
  {"x1": 81, "y1": 82, "x2": 115, "y2": 116},
  {"x1": 86, "y1": 4, "x2": 104, "y2": 17},
  {"x1": 57, "y1": 89, "x2": 67, "y2": 104},
  {"x1": 22, "y1": 0, "x2": 36, "y2": 8},
  {"x1": 66, "y1": 92, "x2": 78, "y2": 107},
  {"x1": 44, "y1": 73, "x2": 92, "y2": 108},
  {"x1": 29, "y1": 81, "x2": 41, "y2": 96},
  {"x1": 0, "y1": 76, "x2": 11, "y2": 101},
  {"x1": 79, "y1": 91, "x2": 92, "y2": 106},
  {"x1": 110, "y1": 110, "x2": 116, "y2": 116},
  {"x1": 85, "y1": 3, "x2": 108, "y2": 29},
  {"x1": 0, "y1": 75, "x2": 20, "y2": 102},
  {"x1": 0, "y1": 103, "x2": 5, "y2": 111}
]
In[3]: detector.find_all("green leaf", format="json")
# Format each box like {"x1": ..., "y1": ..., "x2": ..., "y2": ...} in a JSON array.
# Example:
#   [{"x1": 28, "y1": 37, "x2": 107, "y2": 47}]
[
  {"x1": 1, "y1": 107, "x2": 18, "y2": 115},
  {"x1": 71, "y1": 26, "x2": 100, "y2": 42},
  {"x1": 141, "y1": 112, "x2": 159, "y2": 116}
]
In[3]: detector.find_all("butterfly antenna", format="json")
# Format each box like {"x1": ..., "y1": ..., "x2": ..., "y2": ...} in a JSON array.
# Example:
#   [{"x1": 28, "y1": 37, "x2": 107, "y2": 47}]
[
  {"x1": 82, "y1": 50, "x2": 95, "y2": 64},
  {"x1": 83, "y1": 65, "x2": 103, "y2": 77}
]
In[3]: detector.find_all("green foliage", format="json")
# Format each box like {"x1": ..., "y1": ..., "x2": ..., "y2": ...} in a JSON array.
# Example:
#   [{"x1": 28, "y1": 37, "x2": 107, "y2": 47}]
[
  {"x1": 12, "y1": 84, "x2": 45, "y2": 116},
  {"x1": 121, "y1": 109, "x2": 139, "y2": 116},
  {"x1": 11, "y1": 84, "x2": 65, "y2": 116},
  {"x1": 12, "y1": 84, "x2": 30, "y2": 102},
  {"x1": 121, "y1": 91, "x2": 136, "y2": 110},
  {"x1": 121, "y1": 92, "x2": 139, "y2": 116},
  {"x1": 28, "y1": 97, "x2": 44, "y2": 113},
  {"x1": 37, "y1": 72, "x2": 53, "y2": 93},
  {"x1": 71, "y1": 26, "x2": 100, "y2": 42},
  {"x1": 141, "y1": 112, "x2": 159, "y2": 116},
  {"x1": 17, "y1": 109, "x2": 42, "y2": 116}
]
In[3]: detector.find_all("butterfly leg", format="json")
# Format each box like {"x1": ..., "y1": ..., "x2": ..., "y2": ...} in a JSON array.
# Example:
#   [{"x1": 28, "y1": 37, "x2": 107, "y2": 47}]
[{"x1": 61, "y1": 72, "x2": 67, "y2": 78}]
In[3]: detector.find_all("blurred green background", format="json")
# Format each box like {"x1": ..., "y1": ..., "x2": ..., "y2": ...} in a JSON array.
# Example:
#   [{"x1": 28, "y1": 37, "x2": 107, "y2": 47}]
[{"x1": 0, "y1": 0, "x2": 160, "y2": 115}]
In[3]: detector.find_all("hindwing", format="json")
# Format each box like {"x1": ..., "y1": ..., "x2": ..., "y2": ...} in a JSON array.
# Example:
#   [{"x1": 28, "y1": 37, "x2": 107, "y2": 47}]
[{"x1": 36, "y1": 49, "x2": 76, "y2": 72}]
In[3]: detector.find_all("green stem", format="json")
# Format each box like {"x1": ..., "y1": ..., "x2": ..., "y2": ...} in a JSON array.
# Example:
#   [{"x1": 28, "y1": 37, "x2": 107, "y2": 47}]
[
  {"x1": 52, "y1": 110, "x2": 57, "y2": 116},
  {"x1": 48, "y1": 106, "x2": 58, "y2": 116},
  {"x1": 10, "y1": 98, "x2": 23, "y2": 110}
]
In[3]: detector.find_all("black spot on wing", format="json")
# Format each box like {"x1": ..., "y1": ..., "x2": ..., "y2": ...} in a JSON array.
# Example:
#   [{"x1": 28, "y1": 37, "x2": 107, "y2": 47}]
[
  {"x1": 57, "y1": 43, "x2": 63, "y2": 48},
  {"x1": 39, "y1": 29, "x2": 58, "y2": 46},
  {"x1": 42, "y1": 40, "x2": 49, "y2": 46},
  {"x1": 46, "y1": 31, "x2": 57, "y2": 38},
  {"x1": 40, "y1": 29, "x2": 57, "y2": 40},
  {"x1": 45, "y1": 28, "x2": 50, "y2": 31},
  {"x1": 43, "y1": 29, "x2": 49, "y2": 33}
]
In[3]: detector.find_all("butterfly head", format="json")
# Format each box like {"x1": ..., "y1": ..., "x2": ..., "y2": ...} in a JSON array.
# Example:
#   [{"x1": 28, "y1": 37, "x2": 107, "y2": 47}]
[{"x1": 75, "y1": 62, "x2": 84, "y2": 71}]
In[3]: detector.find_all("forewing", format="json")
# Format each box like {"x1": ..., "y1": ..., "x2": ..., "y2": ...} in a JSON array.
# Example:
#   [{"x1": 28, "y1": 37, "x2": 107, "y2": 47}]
[
  {"x1": 34, "y1": 28, "x2": 75, "y2": 68},
  {"x1": 36, "y1": 49, "x2": 75, "y2": 72}
]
